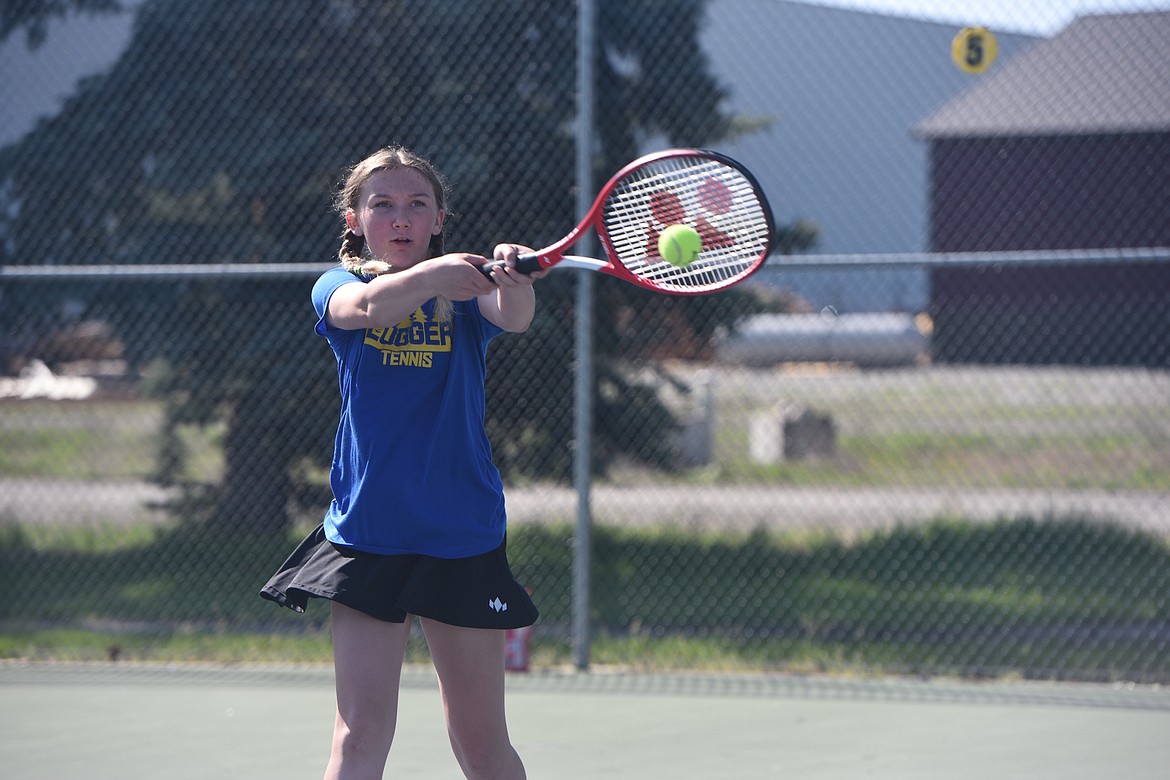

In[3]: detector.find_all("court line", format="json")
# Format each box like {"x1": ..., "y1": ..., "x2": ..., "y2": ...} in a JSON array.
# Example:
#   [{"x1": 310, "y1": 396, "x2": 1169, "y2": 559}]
[{"x1": 3, "y1": 660, "x2": 1167, "y2": 711}]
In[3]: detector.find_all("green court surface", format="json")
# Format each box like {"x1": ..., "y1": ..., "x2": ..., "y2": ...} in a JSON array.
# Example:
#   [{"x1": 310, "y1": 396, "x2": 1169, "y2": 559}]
[{"x1": 3, "y1": 661, "x2": 1169, "y2": 779}]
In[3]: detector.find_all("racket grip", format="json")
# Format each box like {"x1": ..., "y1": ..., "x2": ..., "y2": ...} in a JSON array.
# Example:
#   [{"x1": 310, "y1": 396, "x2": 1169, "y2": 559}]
[{"x1": 479, "y1": 252, "x2": 543, "y2": 278}]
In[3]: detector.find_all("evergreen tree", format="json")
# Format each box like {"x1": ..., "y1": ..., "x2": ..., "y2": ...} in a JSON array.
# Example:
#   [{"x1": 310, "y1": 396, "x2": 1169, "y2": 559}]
[{"x1": 1, "y1": 0, "x2": 787, "y2": 533}]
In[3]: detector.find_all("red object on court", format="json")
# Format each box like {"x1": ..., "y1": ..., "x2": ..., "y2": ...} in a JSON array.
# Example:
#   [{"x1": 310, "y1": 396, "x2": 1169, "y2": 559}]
[
  {"x1": 505, "y1": 586, "x2": 534, "y2": 672},
  {"x1": 504, "y1": 625, "x2": 531, "y2": 672}
]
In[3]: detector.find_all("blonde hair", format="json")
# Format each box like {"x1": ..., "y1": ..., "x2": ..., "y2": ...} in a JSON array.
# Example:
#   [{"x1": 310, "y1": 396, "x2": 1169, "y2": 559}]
[{"x1": 335, "y1": 146, "x2": 454, "y2": 320}]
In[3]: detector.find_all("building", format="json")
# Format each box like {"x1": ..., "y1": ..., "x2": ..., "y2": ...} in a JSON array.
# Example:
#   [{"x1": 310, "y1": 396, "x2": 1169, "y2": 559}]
[
  {"x1": 702, "y1": 0, "x2": 1036, "y2": 312},
  {"x1": 913, "y1": 12, "x2": 1170, "y2": 366}
]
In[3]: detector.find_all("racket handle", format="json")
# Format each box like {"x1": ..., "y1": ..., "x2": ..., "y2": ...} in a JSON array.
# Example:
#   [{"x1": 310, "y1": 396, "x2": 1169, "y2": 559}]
[{"x1": 479, "y1": 252, "x2": 543, "y2": 278}]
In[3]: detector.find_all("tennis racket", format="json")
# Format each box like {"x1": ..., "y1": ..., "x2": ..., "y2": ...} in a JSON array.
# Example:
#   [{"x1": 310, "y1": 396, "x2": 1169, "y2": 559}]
[{"x1": 481, "y1": 148, "x2": 774, "y2": 295}]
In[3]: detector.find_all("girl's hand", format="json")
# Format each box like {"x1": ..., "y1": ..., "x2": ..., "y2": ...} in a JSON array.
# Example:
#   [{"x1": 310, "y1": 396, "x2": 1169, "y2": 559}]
[
  {"x1": 422, "y1": 253, "x2": 501, "y2": 299},
  {"x1": 486, "y1": 244, "x2": 546, "y2": 287},
  {"x1": 479, "y1": 244, "x2": 540, "y2": 332}
]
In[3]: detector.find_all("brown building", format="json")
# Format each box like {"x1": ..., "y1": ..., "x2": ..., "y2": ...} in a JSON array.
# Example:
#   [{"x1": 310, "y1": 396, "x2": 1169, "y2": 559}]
[{"x1": 913, "y1": 12, "x2": 1170, "y2": 366}]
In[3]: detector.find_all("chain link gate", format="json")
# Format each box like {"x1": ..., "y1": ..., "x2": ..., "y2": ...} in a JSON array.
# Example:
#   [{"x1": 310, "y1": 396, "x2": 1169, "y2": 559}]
[{"x1": 2, "y1": 0, "x2": 1168, "y2": 682}]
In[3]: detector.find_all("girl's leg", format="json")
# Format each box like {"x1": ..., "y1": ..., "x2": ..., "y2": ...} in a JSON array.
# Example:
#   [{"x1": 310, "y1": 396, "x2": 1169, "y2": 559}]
[
  {"x1": 420, "y1": 618, "x2": 526, "y2": 780},
  {"x1": 325, "y1": 602, "x2": 412, "y2": 780}
]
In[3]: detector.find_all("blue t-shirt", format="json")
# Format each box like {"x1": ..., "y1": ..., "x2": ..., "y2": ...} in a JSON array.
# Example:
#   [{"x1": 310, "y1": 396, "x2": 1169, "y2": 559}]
[{"x1": 312, "y1": 266, "x2": 508, "y2": 557}]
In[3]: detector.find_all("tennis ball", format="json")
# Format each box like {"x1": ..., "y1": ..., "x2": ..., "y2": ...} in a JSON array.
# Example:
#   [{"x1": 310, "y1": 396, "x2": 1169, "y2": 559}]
[{"x1": 657, "y1": 224, "x2": 702, "y2": 267}]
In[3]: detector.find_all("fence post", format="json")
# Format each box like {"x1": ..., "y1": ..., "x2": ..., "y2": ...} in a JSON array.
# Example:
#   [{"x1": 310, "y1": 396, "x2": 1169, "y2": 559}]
[{"x1": 572, "y1": 0, "x2": 596, "y2": 672}]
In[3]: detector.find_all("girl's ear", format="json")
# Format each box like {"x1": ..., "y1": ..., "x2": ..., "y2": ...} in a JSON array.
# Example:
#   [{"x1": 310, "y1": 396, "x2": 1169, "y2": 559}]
[
  {"x1": 432, "y1": 209, "x2": 445, "y2": 235},
  {"x1": 345, "y1": 209, "x2": 361, "y2": 235}
]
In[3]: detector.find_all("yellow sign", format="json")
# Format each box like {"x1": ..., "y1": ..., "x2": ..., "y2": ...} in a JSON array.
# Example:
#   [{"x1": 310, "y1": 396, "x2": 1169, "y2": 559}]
[{"x1": 952, "y1": 26, "x2": 998, "y2": 74}]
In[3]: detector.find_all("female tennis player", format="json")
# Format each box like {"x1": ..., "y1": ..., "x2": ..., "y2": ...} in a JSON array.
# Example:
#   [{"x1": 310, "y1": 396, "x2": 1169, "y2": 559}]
[{"x1": 261, "y1": 145, "x2": 542, "y2": 779}]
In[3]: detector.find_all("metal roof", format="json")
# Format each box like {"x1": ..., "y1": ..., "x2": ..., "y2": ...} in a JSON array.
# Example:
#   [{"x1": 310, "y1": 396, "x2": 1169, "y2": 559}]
[{"x1": 913, "y1": 11, "x2": 1170, "y2": 138}]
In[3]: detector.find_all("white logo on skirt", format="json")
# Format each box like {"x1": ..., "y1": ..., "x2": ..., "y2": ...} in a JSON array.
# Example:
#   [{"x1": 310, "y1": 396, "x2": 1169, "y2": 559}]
[{"x1": 489, "y1": 597, "x2": 508, "y2": 613}]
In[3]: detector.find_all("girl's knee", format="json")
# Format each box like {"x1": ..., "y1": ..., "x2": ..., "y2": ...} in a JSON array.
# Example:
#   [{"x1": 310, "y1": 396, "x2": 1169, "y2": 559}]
[
  {"x1": 448, "y1": 736, "x2": 525, "y2": 780},
  {"x1": 333, "y1": 707, "x2": 396, "y2": 763}
]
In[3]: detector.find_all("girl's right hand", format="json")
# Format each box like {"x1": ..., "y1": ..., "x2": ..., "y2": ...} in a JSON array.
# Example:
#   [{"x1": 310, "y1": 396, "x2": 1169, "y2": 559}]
[{"x1": 422, "y1": 254, "x2": 500, "y2": 300}]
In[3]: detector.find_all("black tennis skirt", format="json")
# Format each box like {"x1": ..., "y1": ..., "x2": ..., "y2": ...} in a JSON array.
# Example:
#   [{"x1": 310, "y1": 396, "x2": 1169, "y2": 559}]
[{"x1": 259, "y1": 524, "x2": 538, "y2": 629}]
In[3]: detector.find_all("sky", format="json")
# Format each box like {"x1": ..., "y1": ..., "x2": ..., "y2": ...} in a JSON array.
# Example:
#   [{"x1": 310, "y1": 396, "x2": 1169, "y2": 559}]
[
  {"x1": 815, "y1": 0, "x2": 1170, "y2": 33},
  {"x1": 0, "y1": 7, "x2": 138, "y2": 147},
  {"x1": 2, "y1": 0, "x2": 1169, "y2": 147}
]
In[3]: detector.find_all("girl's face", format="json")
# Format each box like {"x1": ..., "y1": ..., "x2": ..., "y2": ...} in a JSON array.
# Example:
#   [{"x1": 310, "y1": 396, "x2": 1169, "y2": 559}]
[{"x1": 346, "y1": 166, "x2": 444, "y2": 269}]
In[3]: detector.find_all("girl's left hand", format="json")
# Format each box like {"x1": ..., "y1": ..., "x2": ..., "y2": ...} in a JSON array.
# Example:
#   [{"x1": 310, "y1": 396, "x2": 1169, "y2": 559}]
[{"x1": 489, "y1": 244, "x2": 546, "y2": 286}]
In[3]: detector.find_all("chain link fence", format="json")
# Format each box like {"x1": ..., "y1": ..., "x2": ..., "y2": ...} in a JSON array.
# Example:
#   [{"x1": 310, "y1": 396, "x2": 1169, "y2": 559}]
[{"x1": 2, "y1": 0, "x2": 1168, "y2": 682}]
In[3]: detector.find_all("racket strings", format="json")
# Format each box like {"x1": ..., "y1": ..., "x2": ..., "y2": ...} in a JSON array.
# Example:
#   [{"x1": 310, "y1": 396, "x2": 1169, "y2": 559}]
[{"x1": 601, "y1": 156, "x2": 771, "y2": 292}]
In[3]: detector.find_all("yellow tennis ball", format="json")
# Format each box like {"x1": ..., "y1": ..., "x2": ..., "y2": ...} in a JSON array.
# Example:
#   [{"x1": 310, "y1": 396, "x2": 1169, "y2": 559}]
[{"x1": 657, "y1": 224, "x2": 702, "y2": 267}]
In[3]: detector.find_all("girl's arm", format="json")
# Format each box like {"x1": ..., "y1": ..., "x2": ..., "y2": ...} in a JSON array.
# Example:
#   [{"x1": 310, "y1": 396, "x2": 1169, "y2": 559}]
[
  {"x1": 479, "y1": 244, "x2": 544, "y2": 333},
  {"x1": 325, "y1": 254, "x2": 497, "y2": 330}
]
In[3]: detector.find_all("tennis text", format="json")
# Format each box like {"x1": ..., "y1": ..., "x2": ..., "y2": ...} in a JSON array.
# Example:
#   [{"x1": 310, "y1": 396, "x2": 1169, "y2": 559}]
[{"x1": 364, "y1": 308, "x2": 453, "y2": 367}]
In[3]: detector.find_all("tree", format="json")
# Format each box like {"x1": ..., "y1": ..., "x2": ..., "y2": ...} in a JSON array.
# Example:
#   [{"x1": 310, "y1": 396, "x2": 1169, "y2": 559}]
[
  {"x1": 0, "y1": 0, "x2": 782, "y2": 533},
  {"x1": 0, "y1": 0, "x2": 122, "y2": 46}
]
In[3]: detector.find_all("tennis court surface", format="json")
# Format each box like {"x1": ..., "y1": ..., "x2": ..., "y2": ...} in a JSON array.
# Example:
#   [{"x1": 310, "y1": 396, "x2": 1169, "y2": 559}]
[{"x1": 3, "y1": 661, "x2": 1169, "y2": 779}]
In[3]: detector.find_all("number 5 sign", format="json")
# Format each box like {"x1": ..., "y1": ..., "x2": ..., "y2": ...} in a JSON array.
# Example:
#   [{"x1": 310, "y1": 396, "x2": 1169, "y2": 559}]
[{"x1": 952, "y1": 26, "x2": 998, "y2": 74}]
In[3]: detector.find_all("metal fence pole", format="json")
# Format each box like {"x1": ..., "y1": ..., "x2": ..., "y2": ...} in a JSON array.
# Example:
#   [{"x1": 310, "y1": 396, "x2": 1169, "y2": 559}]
[{"x1": 572, "y1": 0, "x2": 596, "y2": 672}]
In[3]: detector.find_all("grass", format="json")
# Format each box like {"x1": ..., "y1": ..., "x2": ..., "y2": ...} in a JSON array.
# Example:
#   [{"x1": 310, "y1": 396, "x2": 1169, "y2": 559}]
[
  {"x1": 0, "y1": 400, "x2": 223, "y2": 482},
  {"x1": 2, "y1": 516, "x2": 1167, "y2": 682},
  {"x1": 713, "y1": 431, "x2": 1170, "y2": 490},
  {"x1": 0, "y1": 626, "x2": 336, "y2": 664},
  {"x1": 1, "y1": 370, "x2": 1167, "y2": 680},
  {"x1": 703, "y1": 365, "x2": 1170, "y2": 490},
  {"x1": 3, "y1": 371, "x2": 1169, "y2": 491}
]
